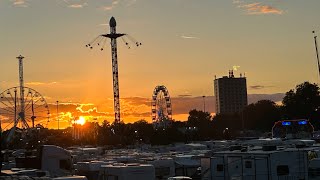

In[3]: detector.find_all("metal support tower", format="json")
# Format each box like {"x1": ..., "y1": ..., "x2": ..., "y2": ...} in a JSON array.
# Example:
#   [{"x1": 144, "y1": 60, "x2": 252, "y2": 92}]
[
  {"x1": 202, "y1": 96, "x2": 206, "y2": 112},
  {"x1": 102, "y1": 17, "x2": 125, "y2": 124},
  {"x1": 313, "y1": 31, "x2": 320, "y2": 79},
  {"x1": 16, "y1": 55, "x2": 28, "y2": 128},
  {"x1": 57, "y1": 101, "x2": 59, "y2": 130},
  {"x1": 87, "y1": 17, "x2": 141, "y2": 124}
]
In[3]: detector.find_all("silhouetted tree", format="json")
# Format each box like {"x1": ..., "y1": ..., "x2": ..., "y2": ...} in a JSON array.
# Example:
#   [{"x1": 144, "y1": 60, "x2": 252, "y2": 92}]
[
  {"x1": 212, "y1": 113, "x2": 241, "y2": 139},
  {"x1": 187, "y1": 109, "x2": 213, "y2": 140},
  {"x1": 187, "y1": 109, "x2": 211, "y2": 126},
  {"x1": 282, "y1": 82, "x2": 320, "y2": 122},
  {"x1": 132, "y1": 120, "x2": 153, "y2": 144},
  {"x1": 242, "y1": 100, "x2": 281, "y2": 132}
]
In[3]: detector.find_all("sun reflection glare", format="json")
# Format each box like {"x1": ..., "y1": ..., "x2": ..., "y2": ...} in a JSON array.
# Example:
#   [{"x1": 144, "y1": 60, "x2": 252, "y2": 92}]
[{"x1": 75, "y1": 116, "x2": 86, "y2": 125}]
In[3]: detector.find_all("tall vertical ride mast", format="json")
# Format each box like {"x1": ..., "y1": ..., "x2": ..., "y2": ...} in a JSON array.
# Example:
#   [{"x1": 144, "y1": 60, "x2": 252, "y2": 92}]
[
  {"x1": 102, "y1": 17, "x2": 125, "y2": 124},
  {"x1": 313, "y1": 31, "x2": 320, "y2": 79},
  {"x1": 87, "y1": 17, "x2": 141, "y2": 124},
  {"x1": 16, "y1": 55, "x2": 28, "y2": 128}
]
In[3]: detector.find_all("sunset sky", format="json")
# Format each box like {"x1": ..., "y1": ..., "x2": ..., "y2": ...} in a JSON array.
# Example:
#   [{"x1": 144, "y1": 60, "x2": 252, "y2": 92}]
[{"x1": 0, "y1": 0, "x2": 320, "y2": 128}]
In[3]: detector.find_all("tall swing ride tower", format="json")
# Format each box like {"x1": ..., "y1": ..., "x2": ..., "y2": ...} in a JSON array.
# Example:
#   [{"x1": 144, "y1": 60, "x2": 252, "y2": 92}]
[
  {"x1": 17, "y1": 55, "x2": 27, "y2": 128},
  {"x1": 87, "y1": 17, "x2": 141, "y2": 124},
  {"x1": 106, "y1": 17, "x2": 123, "y2": 124}
]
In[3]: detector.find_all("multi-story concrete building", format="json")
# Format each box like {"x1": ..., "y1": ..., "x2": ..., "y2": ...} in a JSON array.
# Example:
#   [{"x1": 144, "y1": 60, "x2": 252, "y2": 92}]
[{"x1": 214, "y1": 70, "x2": 248, "y2": 114}]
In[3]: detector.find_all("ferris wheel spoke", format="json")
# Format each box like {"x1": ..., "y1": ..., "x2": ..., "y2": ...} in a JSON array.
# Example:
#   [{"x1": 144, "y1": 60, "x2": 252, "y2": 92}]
[
  {"x1": 1, "y1": 106, "x2": 15, "y2": 113},
  {"x1": 0, "y1": 107, "x2": 16, "y2": 114},
  {"x1": 2, "y1": 91, "x2": 15, "y2": 107},
  {"x1": 0, "y1": 112, "x2": 14, "y2": 116},
  {"x1": 16, "y1": 93, "x2": 21, "y2": 110},
  {"x1": 22, "y1": 116, "x2": 30, "y2": 124},
  {"x1": 24, "y1": 116, "x2": 31, "y2": 122},
  {"x1": 24, "y1": 102, "x2": 40, "y2": 112},
  {"x1": 23, "y1": 90, "x2": 32, "y2": 107},
  {"x1": 23, "y1": 95, "x2": 34, "y2": 112},
  {"x1": 8, "y1": 91, "x2": 16, "y2": 107},
  {"x1": 3, "y1": 94, "x2": 15, "y2": 108},
  {"x1": 22, "y1": 120, "x2": 29, "y2": 129},
  {"x1": 25, "y1": 104, "x2": 45, "y2": 112},
  {"x1": 3, "y1": 120, "x2": 15, "y2": 130},
  {"x1": 25, "y1": 98, "x2": 46, "y2": 111},
  {"x1": 0, "y1": 99, "x2": 15, "y2": 111},
  {"x1": 24, "y1": 94, "x2": 38, "y2": 112},
  {"x1": 32, "y1": 97, "x2": 43, "y2": 106}
]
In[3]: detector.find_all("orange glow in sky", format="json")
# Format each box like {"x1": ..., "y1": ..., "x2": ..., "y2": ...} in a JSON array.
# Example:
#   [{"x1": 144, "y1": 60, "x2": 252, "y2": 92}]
[
  {"x1": 1, "y1": 1, "x2": 319, "y2": 129},
  {"x1": 75, "y1": 116, "x2": 86, "y2": 125}
]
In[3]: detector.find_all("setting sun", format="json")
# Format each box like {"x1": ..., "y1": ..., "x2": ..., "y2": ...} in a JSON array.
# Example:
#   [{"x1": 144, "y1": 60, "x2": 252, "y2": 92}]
[{"x1": 75, "y1": 116, "x2": 86, "y2": 125}]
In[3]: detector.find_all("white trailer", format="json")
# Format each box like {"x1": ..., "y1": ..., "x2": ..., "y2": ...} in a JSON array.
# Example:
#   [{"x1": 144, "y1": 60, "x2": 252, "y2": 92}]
[
  {"x1": 201, "y1": 146, "x2": 309, "y2": 180},
  {"x1": 98, "y1": 163, "x2": 155, "y2": 180},
  {"x1": 139, "y1": 157, "x2": 175, "y2": 180}
]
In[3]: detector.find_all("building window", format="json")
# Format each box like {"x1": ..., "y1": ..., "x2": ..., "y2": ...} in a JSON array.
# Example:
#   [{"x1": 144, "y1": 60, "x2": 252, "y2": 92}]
[
  {"x1": 60, "y1": 159, "x2": 71, "y2": 170},
  {"x1": 217, "y1": 164, "x2": 224, "y2": 172},
  {"x1": 245, "y1": 161, "x2": 252, "y2": 168},
  {"x1": 277, "y1": 165, "x2": 289, "y2": 176},
  {"x1": 309, "y1": 168, "x2": 320, "y2": 177}
]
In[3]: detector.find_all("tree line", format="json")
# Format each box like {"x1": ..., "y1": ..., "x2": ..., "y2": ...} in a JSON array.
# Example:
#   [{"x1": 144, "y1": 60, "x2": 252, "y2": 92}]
[{"x1": 3, "y1": 81, "x2": 320, "y2": 148}]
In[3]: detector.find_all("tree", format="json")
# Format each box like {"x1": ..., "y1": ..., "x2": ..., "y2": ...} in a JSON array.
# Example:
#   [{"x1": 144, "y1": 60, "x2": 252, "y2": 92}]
[
  {"x1": 282, "y1": 82, "x2": 320, "y2": 119},
  {"x1": 187, "y1": 109, "x2": 211, "y2": 127},
  {"x1": 242, "y1": 100, "x2": 281, "y2": 132},
  {"x1": 132, "y1": 120, "x2": 154, "y2": 143},
  {"x1": 212, "y1": 113, "x2": 241, "y2": 139},
  {"x1": 187, "y1": 109, "x2": 213, "y2": 140}
]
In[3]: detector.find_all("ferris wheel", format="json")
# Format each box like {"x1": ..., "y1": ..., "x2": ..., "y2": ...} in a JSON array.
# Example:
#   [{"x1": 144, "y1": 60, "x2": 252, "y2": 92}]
[
  {"x1": 0, "y1": 86, "x2": 50, "y2": 131},
  {"x1": 151, "y1": 85, "x2": 172, "y2": 129}
]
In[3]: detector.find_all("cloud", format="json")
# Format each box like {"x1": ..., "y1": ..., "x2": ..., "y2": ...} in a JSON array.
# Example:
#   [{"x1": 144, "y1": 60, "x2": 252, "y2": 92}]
[
  {"x1": 178, "y1": 94, "x2": 193, "y2": 97},
  {"x1": 25, "y1": 81, "x2": 58, "y2": 86},
  {"x1": 250, "y1": 85, "x2": 274, "y2": 90},
  {"x1": 181, "y1": 35, "x2": 199, "y2": 39},
  {"x1": 248, "y1": 93, "x2": 284, "y2": 104},
  {"x1": 233, "y1": 0, "x2": 243, "y2": 3},
  {"x1": 234, "y1": 1, "x2": 284, "y2": 15},
  {"x1": 68, "y1": 2, "x2": 88, "y2": 8},
  {"x1": 60, "y1": 0, "x2": 88, "y2": 8},
  {"x1": 101, "y1": 0, "x2": 120, "y2": 11},
  {"x1": 47, "y1": 103, "x2": 113, "y2": 124},
  {"x1": 11, "y1": 0, "x2": 29, "y2": 7},
  {"x1": 51, "y1": 94, "x2": 285, "y2": 123},
  {"x1": 101, "y1": 0, "x2": 138, "y2": 11},
  {"x1": 126, "y1": 0, "x2": 137, "y2": 7},
  {"x1": 0, "y1": 93, "x2": 286, "y2": 129},
  {"x1": 76, "y1": 103, "x2": 100, "y2": 114},
  {"x1": 102, "y1": 6, "x2": 113, "y2": 11}
]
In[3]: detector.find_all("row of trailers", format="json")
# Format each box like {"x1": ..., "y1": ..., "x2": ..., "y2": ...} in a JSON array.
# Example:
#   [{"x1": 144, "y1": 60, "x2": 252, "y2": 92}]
[{"x1": 200, "y1": 139, "x2": 320, "y2": 180}]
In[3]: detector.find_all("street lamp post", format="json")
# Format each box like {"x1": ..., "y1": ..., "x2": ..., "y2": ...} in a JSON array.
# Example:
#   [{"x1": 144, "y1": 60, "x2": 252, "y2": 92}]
[
  {"x1": 56, "y1": 101, "x2": 59, "y2": 130},
  {"x1": 202, "y1": 96, "x2": 206, "y2": 112}
]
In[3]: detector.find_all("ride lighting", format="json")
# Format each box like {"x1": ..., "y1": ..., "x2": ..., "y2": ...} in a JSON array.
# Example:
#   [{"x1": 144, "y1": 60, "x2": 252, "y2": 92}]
[
  {"x1": 298, "y1": 120, "x2": 307, "y2": 125},
  {"x1": 282, "y1": 121, "x2": 291, "y2": 126}
]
